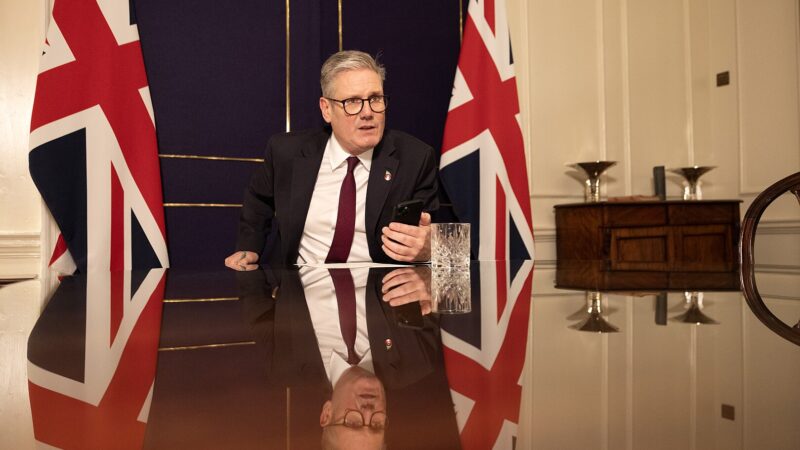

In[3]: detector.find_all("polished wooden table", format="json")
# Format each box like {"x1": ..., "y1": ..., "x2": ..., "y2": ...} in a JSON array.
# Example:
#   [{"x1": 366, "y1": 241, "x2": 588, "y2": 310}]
[
  {"x1": 11, "y1": 260, "x2": 800, "y2": 449},
  {"x1": 23, "y1": 263, "x2": 533, "y2": 449}
]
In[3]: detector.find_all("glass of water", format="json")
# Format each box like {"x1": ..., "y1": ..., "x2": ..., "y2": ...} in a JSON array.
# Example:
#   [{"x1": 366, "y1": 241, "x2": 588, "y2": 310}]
[{"x1": 430, "y1": 223, "x2": 470, "y2": 268}]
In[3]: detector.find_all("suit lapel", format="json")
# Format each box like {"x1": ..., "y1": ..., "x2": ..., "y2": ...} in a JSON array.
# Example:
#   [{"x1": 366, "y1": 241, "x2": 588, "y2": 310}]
[
  {"x1": 366, "y1": 133, "x2": 398, "y2": 238},
  {"x1": 277, "y1": 271, "x2": 327, "y2": 383},
  {"x1": 285, "y1": 131, "x2": 328, "y2": 259}
]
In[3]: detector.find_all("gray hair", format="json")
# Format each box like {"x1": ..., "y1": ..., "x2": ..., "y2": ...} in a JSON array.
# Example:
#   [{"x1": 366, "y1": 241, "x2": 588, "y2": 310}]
[{"x1": 320, "y1": 50, "x2": 386, "y2": 98}]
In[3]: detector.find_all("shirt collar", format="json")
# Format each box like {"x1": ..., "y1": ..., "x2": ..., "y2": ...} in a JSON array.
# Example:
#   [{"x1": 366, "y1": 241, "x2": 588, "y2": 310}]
[
  {"x1": 328, "y1": 348, "x2": 374, "y2": 386},
  {"x1": 328, "y1": 133, "x2": 373, "y2": 172}
]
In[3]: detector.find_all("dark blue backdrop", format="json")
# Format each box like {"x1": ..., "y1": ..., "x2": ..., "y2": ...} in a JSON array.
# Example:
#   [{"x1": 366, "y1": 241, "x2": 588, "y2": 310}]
[{"x1": 135, "y1": 0, "x2": 464, "y2": 267}]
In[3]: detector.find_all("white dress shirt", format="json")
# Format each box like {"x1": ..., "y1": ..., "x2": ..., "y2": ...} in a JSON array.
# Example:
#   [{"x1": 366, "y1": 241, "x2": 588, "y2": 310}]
[
  {"x1": 299, "y1": 266, "x2": 374, "y2": 386},
  {"x1": 297, "y1": 134, "x2": 373, "y2": 264}
]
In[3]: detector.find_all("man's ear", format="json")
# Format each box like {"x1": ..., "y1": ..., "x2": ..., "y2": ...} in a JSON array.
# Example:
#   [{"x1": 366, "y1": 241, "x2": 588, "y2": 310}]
[
  {"x1": 319, "y1": 400, "x2": 333, "y2": 426},
  {"x1": 320, "y1": 97, "x2": 332, "y2": 123}
]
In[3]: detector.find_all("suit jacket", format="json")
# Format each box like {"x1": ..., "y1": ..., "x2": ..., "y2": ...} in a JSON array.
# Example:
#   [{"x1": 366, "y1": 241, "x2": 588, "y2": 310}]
[{"x1": 236, "y1": 127, "x2": 440, "y2": 265}]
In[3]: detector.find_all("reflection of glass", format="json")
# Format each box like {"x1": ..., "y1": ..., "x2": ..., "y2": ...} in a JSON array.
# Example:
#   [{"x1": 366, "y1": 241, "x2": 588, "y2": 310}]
[
  {"x1": 572, "y1": 161, "x2": 617, "y2": 202},
  {"x1": 670, "y1": 166, "x2": 715, "y2": 200},
  {"x1": 431, "y1": 267, "x2": 471, "y2": 314},
  {"x1": 671, "y1": 291, "x2": 719, "y2": 325},
  {"x1": 570, "y1": 291, "x2": 619, "y2": 333},
  {"x1": 431, "y1": 223, "x2": 471, "y2": 267}
]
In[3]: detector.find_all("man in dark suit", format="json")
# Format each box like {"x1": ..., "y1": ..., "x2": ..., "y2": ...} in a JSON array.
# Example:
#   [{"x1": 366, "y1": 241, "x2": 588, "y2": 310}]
[{"x1": 225, "y1": 50, "x2": 439, "y2": 269}]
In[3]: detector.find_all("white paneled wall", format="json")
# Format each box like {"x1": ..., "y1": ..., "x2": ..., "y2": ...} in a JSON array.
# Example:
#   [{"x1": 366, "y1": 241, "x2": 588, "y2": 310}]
[
  {"x1": 0, "y1": 0, "x2": 45, "y2": 278},
  {"x1": 513, "y1": 0, "x2": 800, "y2": 448},
  {"x1": 512, "y1": 0, "x2": 800, "y2": 263},
  {"x1": 737, "y1": 0, "x2": 800, "y2": 195}
]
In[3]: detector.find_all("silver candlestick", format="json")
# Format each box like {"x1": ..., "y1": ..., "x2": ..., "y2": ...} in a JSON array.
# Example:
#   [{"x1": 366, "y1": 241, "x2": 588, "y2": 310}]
[
  {"x1": 671, "y1": 292, "x2": 719, "y2": 325},
  {"x1": 670, "y1": 166, "x2": 715, "y2": 200},
  {"x1": 572, "y1": 161, "x2": 617, "y2": 202},
  {"x1": 570, "y1": 291, "x2": 619, "y2": 333}
]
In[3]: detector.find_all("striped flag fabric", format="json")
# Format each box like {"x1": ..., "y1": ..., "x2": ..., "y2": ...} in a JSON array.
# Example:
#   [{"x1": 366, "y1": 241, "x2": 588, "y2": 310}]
[
  {"x1": 439, "y1": 0, "x2": 535, "y2": 447},
  {"x1": 27, "y1": 269, "x2": 166, "y2": 448},
  {"x1": 441, "y1": 261, "x2": 533, "y2": 449},
  {"x1": 440, "y1": 0, "x2": 534, "y2": 263},
  {"x1": 28, "y1": 0, "x2": 168, "y2": 274}
]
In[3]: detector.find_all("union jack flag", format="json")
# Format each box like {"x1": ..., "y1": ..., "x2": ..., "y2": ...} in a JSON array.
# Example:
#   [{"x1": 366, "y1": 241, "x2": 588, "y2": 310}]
[
  {"x1": 28, "y1": 0, "x2": 169, "y2": 274},
  {"x1": 27, "y1": 269, "x2": 166, "y2": 448},
  {"x1": 440, "y1": 0, "x2": 535, "y2": 447},
  {"x1": 440, "y1": 0, "x2": 534, "y2": 263}
]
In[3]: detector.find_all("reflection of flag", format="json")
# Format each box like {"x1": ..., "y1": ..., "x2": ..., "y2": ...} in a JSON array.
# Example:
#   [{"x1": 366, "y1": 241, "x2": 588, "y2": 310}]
[
  {"x1": 440, "y1": 0, "x2": 535, "y2": 447},
  {"x1": 28, "y1": 0, "x2": 168, "y2": 273},
  {"x1": 441, "y1": 262, "x2": 533, "y2": 449},
  {"x1": 27, "y1": 269, "x2": 165, "y2": 449}
]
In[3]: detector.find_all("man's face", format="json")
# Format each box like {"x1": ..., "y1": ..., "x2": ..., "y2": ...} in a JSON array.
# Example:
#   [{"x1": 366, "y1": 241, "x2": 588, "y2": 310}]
[
  {"x1": 319, "y1": 68, "x2": 386, "y2": 156},
  {"x1": 320, "y1": 367, "x2": 386, "y2": 449}
]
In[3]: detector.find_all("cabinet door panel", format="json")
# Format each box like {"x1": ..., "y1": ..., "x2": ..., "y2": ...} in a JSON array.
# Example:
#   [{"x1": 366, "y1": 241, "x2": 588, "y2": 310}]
[
  {"x1": 673, "y1": 224, "x2": 735, "y2": 271},
  {"x1": 609, "y1": 226, "x2": 671, "y2": 270}
]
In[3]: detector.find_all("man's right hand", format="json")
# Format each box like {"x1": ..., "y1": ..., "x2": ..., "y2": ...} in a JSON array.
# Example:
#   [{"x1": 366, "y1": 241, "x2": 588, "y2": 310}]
[
  {"x1": 224, "y1": 251, "x2": 260, "y2": 271},
  {"x1": 381, "y1": 266, "x2": 432, "y2": 315}
]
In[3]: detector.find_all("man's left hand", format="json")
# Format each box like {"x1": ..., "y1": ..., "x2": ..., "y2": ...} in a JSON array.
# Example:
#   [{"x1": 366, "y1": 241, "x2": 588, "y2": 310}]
[{"x1": 381, "y1": 212, "x2": 431, "y2": 262}]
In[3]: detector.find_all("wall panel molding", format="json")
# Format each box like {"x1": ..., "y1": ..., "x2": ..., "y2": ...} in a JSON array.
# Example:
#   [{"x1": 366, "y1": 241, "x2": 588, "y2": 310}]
[
  {"x1": 596, "y1": 0, "x2": 608, "y2": 161},
  {"x1": 682, "y1": 0, "x2": 696, "y2": 166},
  {"x1": 0, "y1": 232, "x2": 40, "y2": 279},
  {"x1": 736, "y1": 0, "x2": 800, "y2": 195},
  {"x1": 755, "y1": 220, "x2": 800, "y2": 234},
  {"x1": 734, "y1": 0, "x2": 746, "y2": 195},
  {"x1": 508, "y1": 0, "x2": 532, "y2": 193},
  {"x1": 533, "y1": 227, "x2": 556, "y2": 263},
  {"x1": 532, "y1": 194, "x2": 585, "y2": 200},
  {"x1": 752, "y1": 271, "x2": 800, "y2": 301},
  {"x1": 752, "y1": 222, "x2": 800, "y2": 268},
  {"x1": 621, "y1": 0, "x2": 632, "y2": 196}
]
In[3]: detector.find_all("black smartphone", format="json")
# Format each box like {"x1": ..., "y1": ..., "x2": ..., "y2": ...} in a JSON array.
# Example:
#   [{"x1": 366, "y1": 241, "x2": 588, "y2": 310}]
[
  {"x1": 391, "y1": 199, "x2": 424, "y2": 226},
  {"x1": 392, "y1": 301, "x2": 424, "y2": 329}
]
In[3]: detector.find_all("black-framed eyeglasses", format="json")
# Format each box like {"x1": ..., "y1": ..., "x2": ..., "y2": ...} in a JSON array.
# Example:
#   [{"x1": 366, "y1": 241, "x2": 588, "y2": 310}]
[
  {"x1": 324, "y1": 409, "x2": 387, "y2": 431},
  {"x1": 324, "y1": 95, "x2": 389, "y2": 115}
]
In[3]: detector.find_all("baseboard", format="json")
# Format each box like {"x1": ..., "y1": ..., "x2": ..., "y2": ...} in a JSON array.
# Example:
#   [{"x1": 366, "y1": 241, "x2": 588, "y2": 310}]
[{"x1": 0, "y1": 232, "x2": 40, "y2": 280}]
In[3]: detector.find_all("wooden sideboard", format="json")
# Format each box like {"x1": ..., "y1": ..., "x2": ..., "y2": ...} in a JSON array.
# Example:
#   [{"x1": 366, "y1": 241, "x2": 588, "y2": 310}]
[{"x1": 555, "y1": 200, "x2": 741, "y2": 274}]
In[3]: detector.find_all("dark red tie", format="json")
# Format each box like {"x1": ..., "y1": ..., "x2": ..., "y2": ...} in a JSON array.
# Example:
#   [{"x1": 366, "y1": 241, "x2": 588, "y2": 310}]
[
  {"x1": 326, "y1": 156, "x2": 359, "y2": 263},
  {"x1": 329, "y1": 269, "x2": 359, "y2": 365}
]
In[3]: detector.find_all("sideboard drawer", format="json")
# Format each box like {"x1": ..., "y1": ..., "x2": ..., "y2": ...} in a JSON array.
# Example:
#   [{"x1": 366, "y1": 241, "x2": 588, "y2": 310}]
[
  {"x1": 669, "y1": 203, "x2": 738, "y2": 225},
  {"x1": 605, "y1": 205, "x2": 666, "y2": 227}
]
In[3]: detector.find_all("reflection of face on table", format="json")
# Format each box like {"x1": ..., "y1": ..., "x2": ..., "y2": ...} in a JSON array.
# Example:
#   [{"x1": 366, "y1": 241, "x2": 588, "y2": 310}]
[
  {"x1": 299, "y1": 267, "x2": 387, "y2": 449},
  {"x1": 235, "y1": 265, "x2": 460, "y2": 449},
  {"x1": 320, "y1": 366, "x2": 387, "y2": 449}
]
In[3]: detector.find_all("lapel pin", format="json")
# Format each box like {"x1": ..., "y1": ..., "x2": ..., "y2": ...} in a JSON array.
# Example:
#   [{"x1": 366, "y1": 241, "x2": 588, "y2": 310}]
[
  {"x1": 384, "y1": 338, "x2": 393, "y2": 350},
  {"x1": 384, "y1": 170, "x2": 392, "y2": 181}
]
